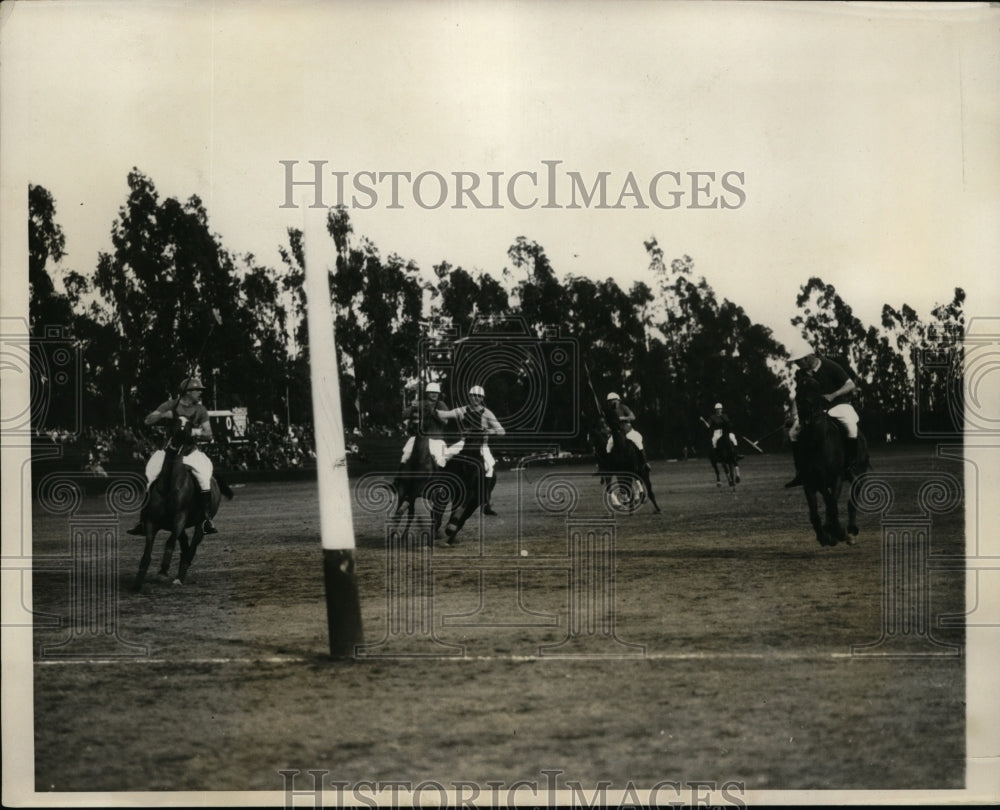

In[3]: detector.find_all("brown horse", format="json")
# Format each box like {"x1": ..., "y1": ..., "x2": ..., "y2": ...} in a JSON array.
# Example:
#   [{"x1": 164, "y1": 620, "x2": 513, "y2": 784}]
[
  {"x1": 133, "y1": 418, "x2": 229, "y2": 591},
  {"x1": 709, "y1": 434, "x2": 740, "y2": 491},
  {"x1": 391, "y1": 434, "x2": 448, "y2": 540},
  {"x1": 794, "y1": 378, "x2": 869, "y2": 547},
  {"x1": 595, "y1": 419, "x2": 661, "y2": 514}
]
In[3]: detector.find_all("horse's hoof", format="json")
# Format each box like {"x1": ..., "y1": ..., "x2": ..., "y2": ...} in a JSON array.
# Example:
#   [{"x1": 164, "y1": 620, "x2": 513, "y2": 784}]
[{"x1": 172, "y1": 578, "x2": 183, "y2": 586}]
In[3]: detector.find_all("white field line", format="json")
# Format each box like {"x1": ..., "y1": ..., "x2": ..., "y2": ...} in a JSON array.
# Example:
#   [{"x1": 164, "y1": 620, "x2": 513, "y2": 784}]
[{"x1": 33, "y1": 650, "x2": 960, "y2": 666}]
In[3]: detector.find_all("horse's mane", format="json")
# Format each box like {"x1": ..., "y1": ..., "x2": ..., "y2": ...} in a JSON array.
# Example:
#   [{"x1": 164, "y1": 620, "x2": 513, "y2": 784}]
[{"x1": 794, "y1": 374, "x2": 825, "y2": 420}]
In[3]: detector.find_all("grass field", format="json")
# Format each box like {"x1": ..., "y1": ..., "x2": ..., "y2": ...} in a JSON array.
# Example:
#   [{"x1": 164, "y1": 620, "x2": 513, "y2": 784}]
[{"x1": 28, "y1": 445, "x2": 966, "y2": 798}]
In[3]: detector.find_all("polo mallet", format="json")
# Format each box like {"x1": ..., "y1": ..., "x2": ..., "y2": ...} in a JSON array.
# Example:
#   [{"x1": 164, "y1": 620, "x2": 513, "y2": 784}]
[
  {"x1": 582, "y1": 359, "x2": 604, "y2": 416},
  {"x1": 191, "y1": 308, "x2": 223, "y2": 377},
  {"x1": 744, "y1": 424, "x2": 787, "y2": 454}
]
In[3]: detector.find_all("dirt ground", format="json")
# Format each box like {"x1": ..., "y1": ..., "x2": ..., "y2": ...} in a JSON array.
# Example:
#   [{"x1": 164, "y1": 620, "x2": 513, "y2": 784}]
[{"x1": 28, "y1": 446, "x2": 965, "y2": 798}]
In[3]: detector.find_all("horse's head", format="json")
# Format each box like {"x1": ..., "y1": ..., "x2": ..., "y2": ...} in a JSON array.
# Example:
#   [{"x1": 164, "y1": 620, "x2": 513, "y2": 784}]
[{"x1": 795, "y1": 374, "x2": 827, "y2": 424}]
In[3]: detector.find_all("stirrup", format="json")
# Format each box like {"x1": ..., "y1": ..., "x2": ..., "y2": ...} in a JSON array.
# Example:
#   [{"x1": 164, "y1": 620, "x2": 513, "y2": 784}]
[{"x1": 126, "y1": 523, "x2": 146, "y2": 536}]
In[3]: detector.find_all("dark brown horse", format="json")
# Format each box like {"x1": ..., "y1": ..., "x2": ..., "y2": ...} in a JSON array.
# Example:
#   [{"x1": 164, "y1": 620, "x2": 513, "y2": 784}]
[
  {"x1": 437, "y1": 441, "x2": 488, "y2": 546},
  {"x1": 133, "y1": 417, "x2": 229, "y2": 591},
  {"x1": 391, "y1": 434, "x2": 448, "y2": 540},
  {"x1": 709, "y1": 435, "x2": 740, "y2": 491},
  {"x1": 794, "y1": 378, "x2": 869, "y2": 547},
  {"x1": 595, "y1": 420, "x2": 661, "y2": 514}
]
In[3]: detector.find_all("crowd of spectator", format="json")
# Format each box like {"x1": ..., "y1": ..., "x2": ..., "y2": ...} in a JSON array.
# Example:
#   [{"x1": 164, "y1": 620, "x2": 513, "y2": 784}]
[{"x1": 33, "y1": 422, "x2": 330, "y2": 475}]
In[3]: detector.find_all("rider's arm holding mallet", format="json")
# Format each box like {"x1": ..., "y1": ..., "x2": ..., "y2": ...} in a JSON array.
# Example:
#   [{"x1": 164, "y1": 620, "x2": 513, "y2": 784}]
[
  {"x1": 191, "y1": 416, "x2": 213, "y2": 440},
  {"x1": 823, "y1": 378, "x2": 856, "y2": 403},
  {"x1": 483, "y1": 409, "x2": 505, "y2": 437},
  {"x1": 143, "y1": 402, "x2": 173, "y2": 427},
  {"x1": 436, "y1": 405, "x2": 467, "y2": 420}
]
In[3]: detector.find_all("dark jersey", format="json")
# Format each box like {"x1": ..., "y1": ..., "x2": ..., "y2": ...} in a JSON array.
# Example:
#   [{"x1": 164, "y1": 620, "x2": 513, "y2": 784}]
[
  {"x1": 458, "y1": 406, "x2": 487, "y2": 443},
  {"x1": 807, "y1": 357, "x2": 853, "y2": 407},
  {"x1": 603, "y1": 401, "x2": 635, "y2": 429},
  {"x1": 707, "y1": 412, "x2": 733, "y2": 431},
  {"x1": 151, "y1": 397, "x2": 212, "y2": 449},
  {"x1": 405, "y1": 398, "x2": 451, "y2": 439}
]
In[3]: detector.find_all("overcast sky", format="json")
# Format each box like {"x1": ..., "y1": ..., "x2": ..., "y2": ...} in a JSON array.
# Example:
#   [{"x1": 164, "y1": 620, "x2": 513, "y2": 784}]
[{"x1": 2, "y1": 1, "x2": 998, "y2": 348}]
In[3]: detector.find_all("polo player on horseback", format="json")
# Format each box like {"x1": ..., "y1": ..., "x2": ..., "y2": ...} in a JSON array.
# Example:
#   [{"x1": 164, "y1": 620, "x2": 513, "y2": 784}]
[
  {"x1": 707, "y1": 402, "x2": 739, "y2": 454},
  {"x1": 127, "y1": 376, "x2": 220, "y2": 536},
  {"x1": 602, "y1": 392, "x2": 650, "y2": 472},
  {"x1": 707, "y1": 401, "x2": 741, "y2": 483},
  {"x1": 398, "y1": 381, "x2": 464, "y2": 469},
  {"x1": 445, "y1": 385, "x2": 505, "y2": 515},
  {"x1": 783, "y1": 341, "x2": 861, "y2": 488}
]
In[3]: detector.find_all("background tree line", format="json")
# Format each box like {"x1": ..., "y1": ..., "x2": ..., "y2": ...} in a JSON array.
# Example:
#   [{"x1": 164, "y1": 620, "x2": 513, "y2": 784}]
[{"x1": 28, "y1": 171, "x2": 965, "y2": 457}]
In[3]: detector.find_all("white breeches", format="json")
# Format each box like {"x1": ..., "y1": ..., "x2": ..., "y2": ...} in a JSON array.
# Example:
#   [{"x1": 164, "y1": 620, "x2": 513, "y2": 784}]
[
  {"x1": 400, "y1": 436, "x2": 448, "y2": 467},
  {"x1": 712, "y1": 430, "x2": 737, "y2": 448},
  {"x1": 433, "y1": 439, "x2": 495, "y2": 476},
  {"x1": 606, "y1": 429, "x2": 643, "y2": 453},
  {"x1": 145, "y1": 449, "x2": 214, "y2": 491},
  {"x1": 788, "y1": 403, "x2": 859, "y2": 441}
]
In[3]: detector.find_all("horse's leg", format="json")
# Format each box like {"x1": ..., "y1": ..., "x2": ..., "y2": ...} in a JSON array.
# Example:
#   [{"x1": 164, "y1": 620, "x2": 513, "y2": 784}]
[
  {"x1": 391, "y1": 486, "x2": 409, "y2": 524},
  {"x1": 846, "y1": 474, "x2": 860, "y2": 543},
  {"x1": 431, "y1": 501, "x2": 444, "y2": 544},
  {"x1": 169, "y1": 529, "x2": 189, "y2": 585},
  {"x1": 825, "y1": 481, "x2": 846, "y2": 544},
  {"x1": 643, "y1": 469, "x2": 662, "y2": 514},
  {"x1": 176, "y1": 527, "x2": 204, "y2": 584},
  {"x1": 804, "y1": 487, "x2": 827, "y2": 546},
  {"x1": 133, "y1": 526, "x2": 157, "y2": 592},
  {"x1": 401, "y1": 499, "x2": 419, "y2": 544},
  {"x1": 158, "y1": 532, "x2": 177, "y2": 579},
  {"x1": 445, "y1": 499, "x2": 476, "y2": 546},
  {"x1": 444, "y1": 473, "x2": 480, "y2": 546}
]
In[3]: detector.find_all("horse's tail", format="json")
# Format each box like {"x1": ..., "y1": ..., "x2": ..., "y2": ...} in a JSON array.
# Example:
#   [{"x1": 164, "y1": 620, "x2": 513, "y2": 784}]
[{"x1": 214, "y1": 474, "x2": 235, "y2": 500}]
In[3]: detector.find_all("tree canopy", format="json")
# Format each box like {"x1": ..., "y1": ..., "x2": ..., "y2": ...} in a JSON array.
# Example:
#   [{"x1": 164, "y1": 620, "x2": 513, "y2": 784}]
[{"x1": 28, "y1": 172, "x2": 965, "y2": 451}]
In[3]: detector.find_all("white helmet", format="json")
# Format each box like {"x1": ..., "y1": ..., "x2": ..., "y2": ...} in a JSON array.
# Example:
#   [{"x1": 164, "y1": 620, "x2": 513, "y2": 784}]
[
  {"x1": 607, "y1": 392, "x2": 620, "y2": 402},
  {"x1": 425, "y1": 382, "x2": 441, "y2": 394},
  {"x1": 787, "y1": 339, "x2": 814, "y2": 362},
  {"x1": 714, "y1": 402, "x2": 723, "y2": 410},
  {"x1": 468, "y1": 385, "x2": 485, "y2": 397}
]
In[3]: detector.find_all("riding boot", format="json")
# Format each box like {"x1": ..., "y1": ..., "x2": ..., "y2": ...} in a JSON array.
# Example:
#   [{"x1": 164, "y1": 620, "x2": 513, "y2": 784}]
[
  {"x1": 783, "y1": 441, "x2": 803, "y2": 488},
  {"x1": 844, "y1": 437, "x2": 859, "y2": 477},
  {"x1": 200, "y1": 490, "x2": 218, "y2": 534},
  {"x1": 483, "y1": 476, "x2": 498, "y2": 516},
  {"x1": 637, "y1": 448, "x2": 650, "y2": 473}
]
